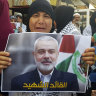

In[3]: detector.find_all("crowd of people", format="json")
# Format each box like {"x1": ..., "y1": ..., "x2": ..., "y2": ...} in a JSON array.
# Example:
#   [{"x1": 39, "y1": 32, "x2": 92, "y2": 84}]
[
  {"x1": 10, "y1": 13, "x2": 27, "y2": 33},
  {"x1": 0, "y1": 0, "x2": 96, "y2": 96}
]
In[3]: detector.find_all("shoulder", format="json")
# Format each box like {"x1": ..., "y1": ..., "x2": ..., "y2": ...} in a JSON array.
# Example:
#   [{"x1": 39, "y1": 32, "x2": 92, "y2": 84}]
[
  {"x1": 55, "y1": 69, "x2": 77, "y2": 80},
  {"x1": 60, "y1": 71, "x2": 77, "y2": 78},
  {"x1": 84, "y1": 25, "x2": 91, "y2": 30},
  {"x1": 12, "y1": 69, "x2": 36, "y2": 81},
  {"x1": 53, "y1": 69, "x2": 79, "y2": 90},
  {"x1": 11, "y1": 69, "x2": 39, "y2": 90}
]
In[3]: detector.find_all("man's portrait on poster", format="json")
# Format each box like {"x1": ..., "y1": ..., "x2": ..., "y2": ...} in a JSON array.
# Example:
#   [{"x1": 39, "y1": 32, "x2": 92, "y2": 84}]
[
  {"x1": 11, "y1": 35, "x2": 79, "y2": 91},
  {"x1": 2, "y1": 32, "x2": 91, "y2": 92}
]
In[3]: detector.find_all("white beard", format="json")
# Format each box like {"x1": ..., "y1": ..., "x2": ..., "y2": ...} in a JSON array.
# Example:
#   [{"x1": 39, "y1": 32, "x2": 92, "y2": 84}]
[{"x1": 35, "y1": 60, "x2": 56, "y2": 72}]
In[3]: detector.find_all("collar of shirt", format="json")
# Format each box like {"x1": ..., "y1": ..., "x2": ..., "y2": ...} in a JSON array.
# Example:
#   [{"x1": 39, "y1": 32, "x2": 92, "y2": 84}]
[{"x1": 37, "y1": 69, "x2": 54, "y2": 83}]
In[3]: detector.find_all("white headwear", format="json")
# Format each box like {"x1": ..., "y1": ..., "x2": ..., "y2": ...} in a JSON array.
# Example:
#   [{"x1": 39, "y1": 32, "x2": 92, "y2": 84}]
[
  {"x1": 16, "y1": 13, "x2": 22, "y2": 17},
  {"x1": 73, "y1": 13, "x2": 80, "y2": 17}
]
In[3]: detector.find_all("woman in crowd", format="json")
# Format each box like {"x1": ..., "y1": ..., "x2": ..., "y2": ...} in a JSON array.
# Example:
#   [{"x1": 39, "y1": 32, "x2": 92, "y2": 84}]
[
  {"x1": 0, "y1": 0, "x2": 95, "y2": 96},
  {"x1": 0, "y1": 0, "x2": 94, "y2": 72},
  {"x1": 54, "y1": 5, "x2": 81, "y2": 35}
]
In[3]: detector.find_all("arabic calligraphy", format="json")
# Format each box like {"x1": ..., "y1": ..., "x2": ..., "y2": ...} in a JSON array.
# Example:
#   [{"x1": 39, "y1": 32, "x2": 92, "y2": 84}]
[
  {"x1": 50, "y1": 81, "x2": 67, "y2": 88},
  {"x1": 23, "y1": 81, "x2": 67, "y2": 89}
]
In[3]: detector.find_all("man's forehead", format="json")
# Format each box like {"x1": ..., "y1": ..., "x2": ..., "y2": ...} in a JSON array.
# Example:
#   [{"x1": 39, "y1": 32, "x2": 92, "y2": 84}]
[
  {"x1": 75, "y1": 15, "x2": 80, "y2": 18},
  {"x1": 37, "y1": 49, "x2": 55, "y2": 51}
]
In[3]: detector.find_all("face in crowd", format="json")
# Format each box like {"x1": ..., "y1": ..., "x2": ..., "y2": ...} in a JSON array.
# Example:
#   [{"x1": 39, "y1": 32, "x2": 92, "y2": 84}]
[
  {"x1": 10, "y1": 18, "x2": 16, "y2": 22},
  {"x1": 74, "y1": 14, "x2": 80, "y2": 23},
  {"x1": 33, "y1": 36, "x2": 59, "y2": 75},
  {"x1": 29, "y1": 11, "x2": 52, "y2": 33},
  {"x1": 16, "y1": 16, "x2": 22, "y2": 23}
]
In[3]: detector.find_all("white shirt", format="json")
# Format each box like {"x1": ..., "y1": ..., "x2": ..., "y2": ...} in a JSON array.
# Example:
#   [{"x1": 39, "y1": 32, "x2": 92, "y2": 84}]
[
  {"x1": 37, "y1": 69, "x2": 53, "y2": 83},
  {"x1": 21, "y1": 23, "x2": 27, "y2": 32},
  {"x1": 37, "y1": 69, "x2": 54, "y2": 91},
  {"x1": 83, "y1": 25, "x2": 92, "y2": 36}
]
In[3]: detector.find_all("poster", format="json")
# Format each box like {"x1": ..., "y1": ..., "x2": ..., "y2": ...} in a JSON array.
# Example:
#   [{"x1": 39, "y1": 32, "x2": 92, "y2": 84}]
[{"x1": 1, "y1": 32, "x2": 91, "y2": 92}]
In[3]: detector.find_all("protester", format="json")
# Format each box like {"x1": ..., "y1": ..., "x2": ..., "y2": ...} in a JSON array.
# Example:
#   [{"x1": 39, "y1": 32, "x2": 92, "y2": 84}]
[
  {"x1": 16, "y1": 13, "x2": 27, "y2": 33},
  {"x1": 0, "y1": 0, "x2": 95, "y2": 96},
  {"x1": 10, "y1": 15, "x2": 17, "y2": 32},
  {"x1": 54, "y1": 5, "x2": 81, "y2": 35},
  {"x1": 10, "y1": 15, "x2": 16, "y2": 22},
  {"x1": 72, "y1": 13, "x2": 82, "y2": 34}
]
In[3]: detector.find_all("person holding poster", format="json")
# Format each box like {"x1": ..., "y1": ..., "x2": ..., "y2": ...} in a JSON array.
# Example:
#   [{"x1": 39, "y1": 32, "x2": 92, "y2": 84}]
[
  {"x1": 0, "y1": 0, "x2": 95, "y2": 71},
  {"x1": 0, "y1": 0, "x2": 95, "y2": 96}
]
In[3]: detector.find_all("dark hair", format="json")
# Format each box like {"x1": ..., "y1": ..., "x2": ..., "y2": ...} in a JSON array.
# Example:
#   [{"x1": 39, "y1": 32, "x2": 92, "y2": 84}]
[
  {"x1": 90, "y1": 11, "x2": 96, "y2": 35},
  {"x1": 27, "y1": 0, "x2": 55, "y2": 32},
  {"x1": 54, "y1": 5, "x2": 74, "y2": 33}
]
